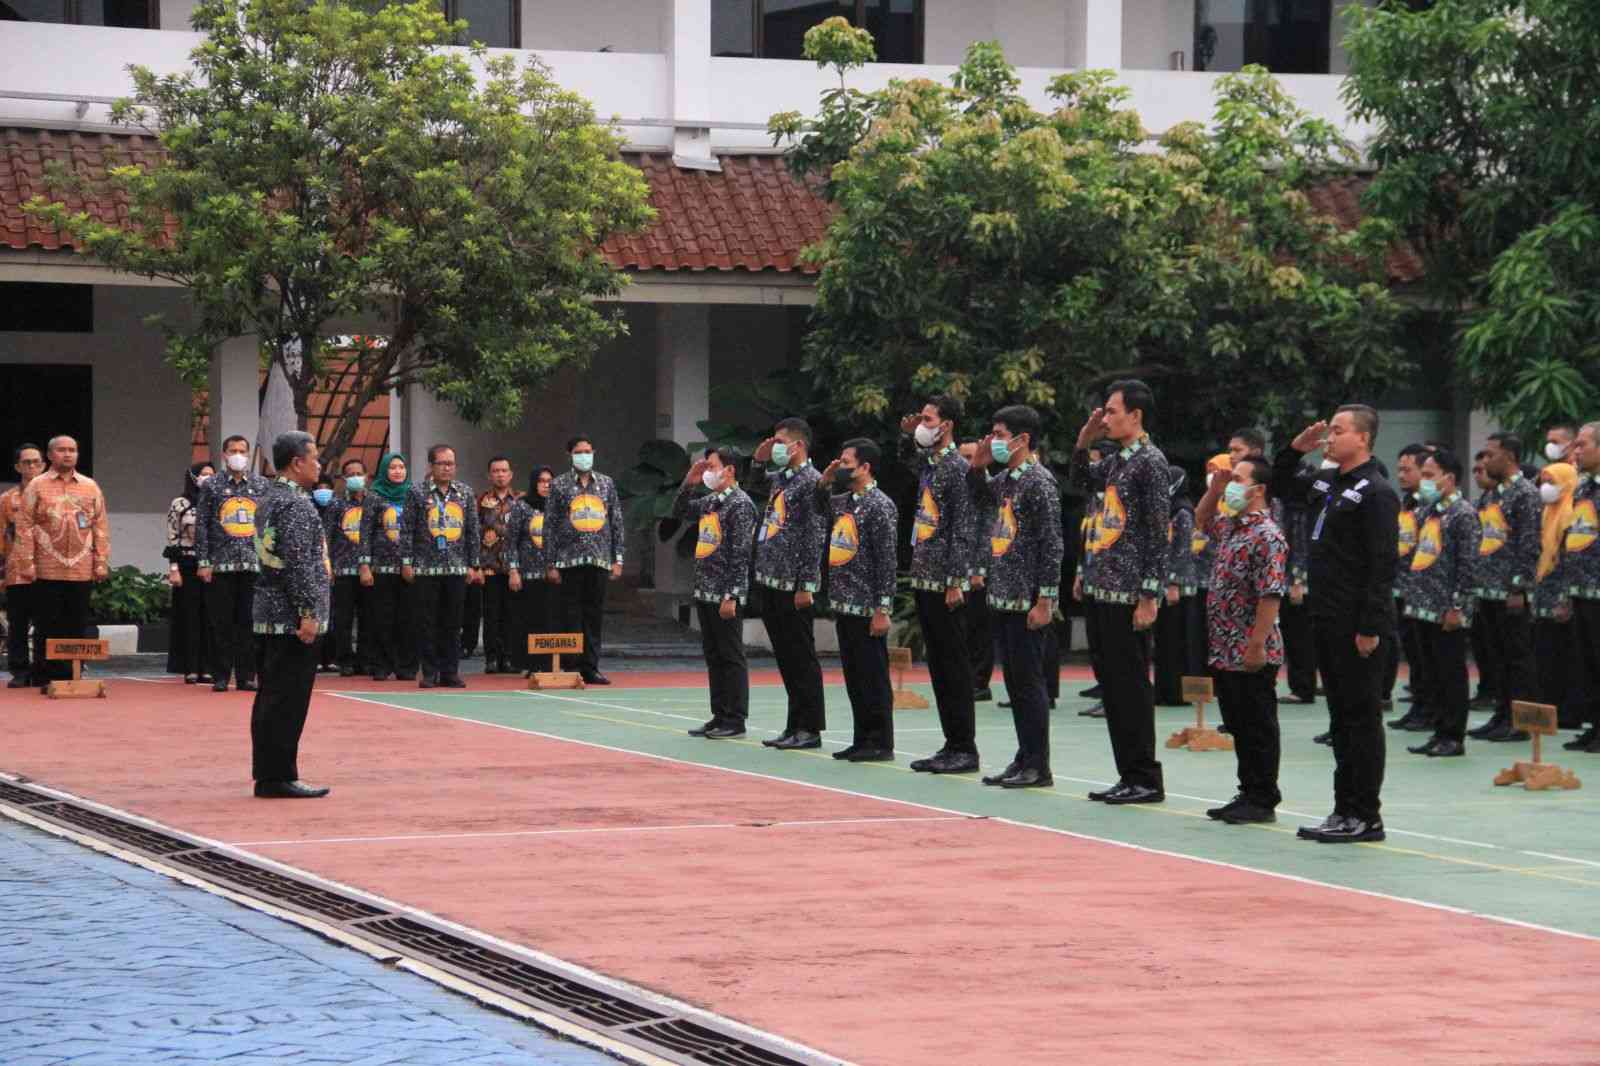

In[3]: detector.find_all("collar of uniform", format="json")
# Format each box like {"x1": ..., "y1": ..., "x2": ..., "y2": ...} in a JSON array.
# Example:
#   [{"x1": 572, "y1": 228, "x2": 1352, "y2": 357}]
[
  {"x1": 781, "y1": 460, "x2": 811, "y2": 482},
  {"x1": 1007, "y1": 459, "x2": 1036, "y2": 481},
  {"x1": 852, "y1": 480, "x2": 878, "y2": 500},
  {"x1": 274, "y1": 476, "x2": 307, "y2": 497},
  {"x1": 428, "y1": 478, "x2": 459, "y2": 497},
  {"x1": 1440, "y1": 490, "x2": 1461, "y2": 510},
  {"x1": 1237, "y1": 508, "x2": 1269, "y2": 527},
  {"x1": 43, "y1": 468, "x2": 81, "y2": 483},
  {"x1": 1499, "y1": 473, "x2": 1523, "y2": 492},
  {"x1": 926, "y1": 442, "x2": 956, "y2": 466},
  {"x1": 1118, "y1": 434, "x2": 1150, "y2": 460},
  {"x1": 1340, "y1": 457, "x2": 1382, "y2": 483},
  {"x1": 711, "y1": 486, "x2": 735, "y2": 502}
]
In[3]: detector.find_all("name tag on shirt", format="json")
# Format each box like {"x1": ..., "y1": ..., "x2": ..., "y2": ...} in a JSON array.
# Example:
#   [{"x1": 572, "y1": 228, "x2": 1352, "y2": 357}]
[
  {"x1": 1312, "y1": 507, "x2": 1327, "y2": 542},
  {"x1": 77, "y1": 511, "x2": 88, "y2": 530},
  {"x1": 436, "y1": 535, "x2": 447, "y2": 550}
]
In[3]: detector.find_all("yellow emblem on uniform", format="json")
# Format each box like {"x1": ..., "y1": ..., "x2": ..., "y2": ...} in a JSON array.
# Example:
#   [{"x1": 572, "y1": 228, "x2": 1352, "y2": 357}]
[
  {"x1": 341, "y1": 507, "x2": 362, "y2": 544},
  {"x1": 221, "y1": 496, "x2": 258, "y2": 539},
  {"x1": 991, "y1": 500, "x2": 1017, "y2": 558},
  {"x1": 1398, "y1": 509, "x2": 1418, "y2": 558},
  {"x1": 829, "y1": 513, "x2": 860, "y2": 567},
  {"x1": 1478, "y1": 502, "x2": 1507, "y2": 556},
  {"x1": 1411, "y1": 516, "x2": 1441, "y2": 571},
  {"x1": 913, "y1": 487, "x2": 940, "y2": 544},
  {"x1": 1567, "y1": 499, "x2": 1597, "y2": 555},
  {"x1": 1191, "y1": 529, "x2": 1209, "y2": 556},
  {"x1": 761, "y1": 491, "x2": 787, "y2": 543},
  {"x1": 1089, "y1": 486, "x2": 1125, "y2": 553},
  {"x1": 382, "y1": 505, "x2": 401, "y2": 543},
  {"x1": 529, "y1": 510, "x2": 545, "y2": 550},
  {"x1": 696, "y1": 511, "x2": 723, "y2": 560},
  {"x1": 427, "y1": 500, "x2": 465, "y2": 542},
  {"x1": 570, "y1": 493, "x2": 607, "y2": 534},
  {"x1": 255, "y1": 523, "x2": 282, "y2": 569}
]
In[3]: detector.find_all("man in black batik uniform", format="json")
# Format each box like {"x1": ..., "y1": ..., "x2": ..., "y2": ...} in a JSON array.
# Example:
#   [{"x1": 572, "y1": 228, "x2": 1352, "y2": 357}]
[
  {"x1": 1563, "y1": 423, "x2": 1600, "y2": 752},
  {"x1": 402, "y1": 444, "x2": 481, "y2": 689},
  {"x1": 546, "y1": 435, "x2": 626, "y2": 685},
  {"x1": 323, "y1": 458, "x2": 371, "y2": 677},
  {"x1": 196, "y1": 434, "x2": 270, "y2": 692},
  {"x1": 1467, "y1": 432, "x2": 1541, "y2": 743},
  {"x1": 959, "y1": 441, "x2": 997, "y2": 702}
]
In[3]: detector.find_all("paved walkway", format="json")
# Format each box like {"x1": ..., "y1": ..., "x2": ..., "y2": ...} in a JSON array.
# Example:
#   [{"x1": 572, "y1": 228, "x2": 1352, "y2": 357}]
[{"x1": 0, "y1": 819, "x2": 614, "y2": 1066}]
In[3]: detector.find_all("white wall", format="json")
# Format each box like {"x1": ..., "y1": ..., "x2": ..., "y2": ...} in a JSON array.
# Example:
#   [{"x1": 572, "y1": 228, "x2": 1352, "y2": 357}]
[
  {"x1": 1122, "y1": 0, "x2": 1191, "y2": 71},
  {"x1": 923, "y1": 0, "x2": 992, "y2": 65},
  {"x1": 523, "y1": 0, "x2": 665, "y2": 53},
  {"x1": 993, "y1": 0, "x2": 1070, "y2": 69}
]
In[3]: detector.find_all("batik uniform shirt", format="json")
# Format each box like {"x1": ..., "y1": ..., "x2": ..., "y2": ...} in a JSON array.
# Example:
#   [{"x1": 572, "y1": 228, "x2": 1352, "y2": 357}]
[
  {"x1": 970, "y1": 472, "x2": 999, "y2": 581},
  {"x1": 164, "y1": 496, "x2": 200, "y2": 565},
  {"x1": 1070, "y1": 437, "x2": 1170, "y2": 605},
  {"x1": 1190, "y1": 516, "x2": 1219, "y2": 591},
  {"x1": 1204, "y1": 510, "x2": 1288, "y2": 671},
  {"x1": 1394, "y1": 498, "x2": 1422, "y2": 600},
  {"x1": 251, "y1": 478, "x2": 331, "y2": 636},
  {"x1": 359, "y1": 495, "x2": 408, "y2": 574},
  {"x1": 1403, "y1": 492, "x2": 1481, "y2": 624},
  {"x1": 1473, "y1": 474, "x2": 1539, "y2": 600},
  {"x1": 970, "y1": 461, "x2": 1063, "y2": 613},
  {"x1": 1567, "y1": 475, "x2": 1600, "y2": 602},
  {"x1": 508, "y1": 499, "x2": 547, "y2": 580},
  {"x1": 194, "y1": 473, "x2": 270, "y2": 573},
  {"x1": 476, "y1": 490, "x2": 524, "y2": 576},
  {"x1": 906, "y1": 444, "x2": 975, "y2": 593},
  {"x1": 1079, "y1": 492, "x2": 1103, "y2": 584},
  {"x1": 1533, "y1": 524, "x2": 1569, "y2": 621},
  {"x1": 12, "y1": 469, "x2": 110, "y2": 583},
  {"x1": 672, "y1": 483, "x2": 758, "y2": 606},
  {"x1": 819, "y1": 481, "x2": 898, "y2": 617},
  {"x1": 402, "y1": 479, "x2": 481, "y2": 576},
  {"x1": 1166, "y1": 505, "x2": 1196, "y2": 595},
  {"x1": 2, "y1": 486, "x2": 27, "y2": 585},
  {"x1": 321, "y1": 495, "x2": 366, "y2": 577},
  {"x1": 546, "y1": 471, "x2": 625, "y2": 572},
  {"x1": 754, "y1": 462, "x2": 825, "y2": 593}
]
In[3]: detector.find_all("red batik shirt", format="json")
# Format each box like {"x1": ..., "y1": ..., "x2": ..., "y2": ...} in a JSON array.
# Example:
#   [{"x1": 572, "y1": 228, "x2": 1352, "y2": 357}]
[{"x1": 1204, "y1": 509, "x2": 1288, "y2": 671}]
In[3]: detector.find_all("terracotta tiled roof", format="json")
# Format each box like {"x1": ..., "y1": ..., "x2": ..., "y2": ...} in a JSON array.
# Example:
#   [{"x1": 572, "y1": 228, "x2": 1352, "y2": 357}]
[{"x1": 2, "y1": 126, "x2": 1417, "y2": 283}]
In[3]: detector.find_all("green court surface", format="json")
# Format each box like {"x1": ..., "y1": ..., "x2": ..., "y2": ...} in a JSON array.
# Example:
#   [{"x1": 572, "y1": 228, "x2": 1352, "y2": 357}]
[{"x1": 334, "y1": 682, "x2": 1600, "y2": 941}]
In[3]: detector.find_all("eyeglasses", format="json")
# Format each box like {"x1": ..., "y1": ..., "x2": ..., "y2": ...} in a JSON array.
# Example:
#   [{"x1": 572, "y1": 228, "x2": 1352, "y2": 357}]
[{"x1": 17, "y1": 458, "x2": 44, "y2": 467}]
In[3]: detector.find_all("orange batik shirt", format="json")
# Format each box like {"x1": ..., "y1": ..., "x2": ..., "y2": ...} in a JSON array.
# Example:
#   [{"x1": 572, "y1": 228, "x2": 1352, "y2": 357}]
[
  {"x1": 0, "y1": 486, "x2": 26, "y2": 586},
  {"x1": 13, "y1": 469, "x2": 111, "y2": 582}
]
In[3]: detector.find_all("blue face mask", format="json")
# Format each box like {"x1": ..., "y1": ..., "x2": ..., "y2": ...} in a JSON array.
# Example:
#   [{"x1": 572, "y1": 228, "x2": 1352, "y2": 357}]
[
  {"x1": 1222, "y1": 481, "x2": 1250, "y2": 513},
  {"x1": 769, "y1": 442, "x2": 789, "y2": 468},
  {"x1": 344, "y1": 475, "x2": 365, "y2": 493},
  {"x1": 1416, "y1": 479, "x2": 1440, "y2": 506},
  {"x1": 572, "y1": 452, "x2": 594, "y2": 473},
  {"x1": 312, "y1": 488, "x2": 334, "y2": 507},
  {"x1": 989, "y1": 437, "x2": 1011, "y2": 466}
]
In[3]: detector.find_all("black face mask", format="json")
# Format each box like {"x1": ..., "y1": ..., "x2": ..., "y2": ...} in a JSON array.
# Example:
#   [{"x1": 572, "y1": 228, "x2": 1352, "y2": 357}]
[{"x1": 833, "y1": 466, "x2": 857, "y2": 491}]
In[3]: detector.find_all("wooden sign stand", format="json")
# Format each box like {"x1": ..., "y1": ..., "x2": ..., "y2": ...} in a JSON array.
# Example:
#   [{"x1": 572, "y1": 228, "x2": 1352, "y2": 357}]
[
  {"x1": 45, "y1": 638, "x2": 110, "y2": 699},
  {"x1": 889, "y1": 647, "x2": 928, "y2": 710},
  {"x1": 1493, "y1": 701, "x2": 1581, "y2": 790},
  {"x1": 1166, "y1": 675, "x2": 1233, "y2": 752},
  {"x1": 527, "y1": 633, "x2": 585, "y2": 691}
]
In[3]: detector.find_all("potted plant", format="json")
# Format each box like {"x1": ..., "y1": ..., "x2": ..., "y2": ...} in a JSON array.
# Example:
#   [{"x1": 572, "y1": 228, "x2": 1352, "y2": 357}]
[{"x1": 89, "y1": 566, "x2": 174, "y2": 652}]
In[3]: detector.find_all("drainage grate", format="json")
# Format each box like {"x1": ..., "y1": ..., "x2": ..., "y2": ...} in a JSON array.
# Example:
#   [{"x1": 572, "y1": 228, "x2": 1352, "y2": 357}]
[
  {"x1": 2, "y1": 776, "x2": 826, "y2": 1066},
  {"x1": 32, "y1": 802, "x2": 199, "y2": 855},
  {"x1": 169, "y1": 850, "x2": 388, "y2": 922}
]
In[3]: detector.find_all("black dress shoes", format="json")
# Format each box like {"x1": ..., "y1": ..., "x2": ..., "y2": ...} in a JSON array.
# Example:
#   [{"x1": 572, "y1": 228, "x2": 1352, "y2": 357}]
[
  {"x1": 1104, "y1": 784, "x2": 1164, "y2": 805},
  {"x1": 1563, "y1": 728, "x2": 1597, "y2": 751},
  {"x1": 1079, "y1": 685, "x2": 1102, "y2": 699},
  {"x1": 910, "y1": 750, "x2": 946, "y2": 771},
  {"x1": 832, "y1": 744, "x2": 861, "y2": 761},
  {"x1": 1283, "y1": 692, "x2": 1316, "y2": 705},
  {"x1": 1079, "y1": 703, "x2": 1105, "y2": 718},
  {"x1": 688, "y1": 719, "x2": 717, "y2": 737},
  {"x1": 1427, "y1": 738, "x2": 1465, "y2": 757},
  {"x1": 1312, "y1": 731, "x2": 1332, "y2": 746},
  {"x1": 212, "y1": 681, "x2": 230, "y2": 692},
  {"x1": 339, "y1": 666, "x2": 357, "y2": 677},
  {"x1": 917, "y1": 751, "x2": 979, "y2": 774},
  {"x1": 705, "y1": 723, "x2": 745, "y2": 739},
  {"x1": 1467, "y1": 714, "x2": 1505, "y2": 739},
  {"x1": 419, "y1": 676, "x2": 437, "y2": 689},
  {"x1": 1000, "y1": 767, "x2": 1053, "y2": 789},
  {"x1": 845, "y1": 747, "x2": 894, "y2": 762},
  {"x1": 484, "y1": 662, "x2": 500, "y2": 675},
  {"x1": 773, "y1": 731, "x2": 821, "y2": 750},
  {"x1": 1407, "y1": 737, "x2": 1441, "y2": 755},
  {"x1": 254, "y1": 780, "x2": 330, "y2": 799},
  {"x1": 7, "y1": 676, "x2": 32, "y2": 689},
  {"x1": 1217, "y1": 802, "x2": 1275, "y2": 824},
  {"x1": 370, "y1": 672, "x2": 392, "y2": 682},
  {"x1": 582, "y1": 671, "x2": 611, "y2": 686},
  {"x1": 237, "y1": 680, "x2": 257, "y2": 692},
  {"x1": 1480, "y1": 719, "x2": 1529, "y2": 742},
  {"x1": 762, "y1": 732, "x2": 794, "y2": 748},
  {"x1": 439, "y1": 676, "x2": 466, "y2": 688},
  {"x1": 1088, "y1": 782, "x2": 1128, "y2": 802},
  {"x1": 973, "y1": 687, "x2": 993, "y2": 703},
  {"x1": 982, "y1": 761, "x2": 1022, "y2": 786},
  {"x1": 1296, "y1": 812, "x2": 1344, "y2": 840},
  {"x1": 997, "y1": 699, "x2": 1012, "y2": 709},
  {"x1": 1206, "y1": 794, "x2": 1247, "y2": 820},
  {"x1": 1308, "y1": 816, "x2": 1385, "y2": 843}
]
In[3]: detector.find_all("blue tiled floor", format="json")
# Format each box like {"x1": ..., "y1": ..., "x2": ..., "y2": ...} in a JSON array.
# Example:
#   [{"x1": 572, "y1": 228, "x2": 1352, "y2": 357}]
[{"x1": 0, "y1": 818, "x2": 615, "y2": 1065}]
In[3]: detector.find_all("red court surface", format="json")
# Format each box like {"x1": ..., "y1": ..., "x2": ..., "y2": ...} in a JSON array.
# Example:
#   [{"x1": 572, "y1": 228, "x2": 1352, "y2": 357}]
[{"x1": 5, "y1": 676, "x2": 1597, "y2": 1065}]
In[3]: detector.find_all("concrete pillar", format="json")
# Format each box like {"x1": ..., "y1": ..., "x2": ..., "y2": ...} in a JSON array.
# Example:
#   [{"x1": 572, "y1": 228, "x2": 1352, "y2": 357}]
[
  {"x1": 665, "y1": 0, "x2": 717, "y2": 167},
  {"x1": 1067, "y1": 0, "x2": 1124, "y2": 69},
  {"x1": 652, "y1": 304, "x2": 712, "y2": 617},
  {"x1": 208, "y1": 334, "x2": 260, "y2": 464}
]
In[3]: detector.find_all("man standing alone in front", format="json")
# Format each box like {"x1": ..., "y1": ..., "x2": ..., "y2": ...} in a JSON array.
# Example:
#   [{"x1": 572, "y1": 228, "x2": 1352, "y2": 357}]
[
  {"x1": 196, "y1": 435, "x2": 270, "y2": 692},
  {"x1": 251, "y1": 431, "x2": 332, "y2": 799}
]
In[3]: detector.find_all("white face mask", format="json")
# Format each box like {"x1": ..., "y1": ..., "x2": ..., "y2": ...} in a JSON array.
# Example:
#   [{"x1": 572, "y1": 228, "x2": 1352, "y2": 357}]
[
  {"x1": 1320, "y1": 458, "x2": 1338, "y2": 470},
  {"x1": 1546, "y1": 441, "x2": 1567, "y2": 462},
  {"x1": 701, "y1": 468, "x2": 722, "y2": 492},
  {"x1": 914, "y1": 423, "x2": 941, "y2": 449},
  {"x1": 226, "y1": 452, "x2": 249, "y2": 473},
  {"x1": 1540, "y1": 482, "x2": 1563, "y2": 505}
]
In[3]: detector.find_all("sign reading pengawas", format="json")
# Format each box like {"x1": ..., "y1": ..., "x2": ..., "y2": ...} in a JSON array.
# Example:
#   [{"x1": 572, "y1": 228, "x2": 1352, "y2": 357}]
[{"x1": 527, "y1": 633, "x2": 585, "y2": 690}]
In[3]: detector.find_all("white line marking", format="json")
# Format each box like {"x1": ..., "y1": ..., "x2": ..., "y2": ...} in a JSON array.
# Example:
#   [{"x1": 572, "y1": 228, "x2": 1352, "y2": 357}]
[
  {"x1": 325, "y1": 691, "x2": 1600, "y2": 943},
  {"x1": 231, "y1": 814, "x2": 971, "y2": 847},
  {"x1": 115, "y1": 675, "x2": 182, "y2": 683}
]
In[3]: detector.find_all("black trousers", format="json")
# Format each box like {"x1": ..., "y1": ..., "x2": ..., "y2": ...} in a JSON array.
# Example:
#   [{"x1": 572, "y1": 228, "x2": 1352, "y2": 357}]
[
  {"x1": 1182, "y1": 592, "x2": 1207, "y2": 678},
  {"x1": 967, "y1": 584, "x2": 994, "y2": 690},
  {"x1": 557, "y1": 566, "x2": 608, "y2": 675},
  {"x1": 1471, "y1": 605, "x2": 1501, "y2": 701},
  {"x1": 32, "y1": 579, "x2": 92, "y2": 684},
  {"x1": 1090, "y1": 599, "x2": 1162, "y2": 792},
  {"x1": 696, "y1": 601, "x2": 749, "y2": 725},
  {"x1": 836, "y1": 615, "x2": 894, "y2": 750},
  {"x1": 1083, "y1": 597, "x2": 1104, "y2": 685},
  {"x1": 1415, "y1": 619, "x2": 1469, "y2": 742},
  {"x1": 168, "y1": 562, "x2": 209, "y2": 676},
  {"x1": 1042, "y1": 620, "x2": 1060, "y2": 701},
  {"x1": 205, "y1": 572, "x2": 257, "y2": 686},
  {"x1": 1573, "y1": 599, "x2": 1600, "y2": 728},
  {"x1": 481, "y1": 574, "x2": 516, "y2": 665},
  {"x1": 1213, "y1": 666, "x2": 1281, "y2": 808},
  {"x1": 368, "y1": 573, "x2": 417, "y2": 677},
  {"x1": 415, "y1": 575, "x2": 467, "y2": 681},
  {"x1": 1385, "y1": 602, "x2": 1434, "y2": 707},
  {"x1": 1152, "y1": 596, "x2": 1189, "y2": 706},
  {"x1": 329, "y1": 576, "x2": 371, "y2": 671},
  {"x1": 1477, "y1": 599, "x2": 1536, "y2": 717},
  {"x1": 754, "y1": 584, "x2": 825, "y2": 734},
  {"x1": 996, "y1": 610, "x2": 1050, "y2": 771},
  {"x1": 1314, "y1": 617, "x2": 1386, "y2": 822},
  {"x1": 1280, "y1": 597, "x2": 1317, "y2": 699},
  {"x1": 5, "y1": 581, "x2": 34, "y2": 679},
  {"x1": 1533, "y1": 619, "x2": 1581, "y2": 728},
  {"x1": 916, "y1": 590, "x2": 976, "y2": 753},
  {"x1": 250, "y1": 634, "x2": 318, "y2": 782},
  {"x1": 517, "y1": 579, "x2": 555, "y2": 672},
  {"x1": 460, "y1": 580, "x2": 482, "y2": 654}
]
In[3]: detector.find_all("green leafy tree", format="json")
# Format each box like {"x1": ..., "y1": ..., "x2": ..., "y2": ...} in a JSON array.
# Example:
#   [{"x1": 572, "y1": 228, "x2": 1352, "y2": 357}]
[
  {"x1": 770, "y1": 21, "x2": 1406, "y2": 454},
  {"x1": 1342, "y1": 0, "x2": 1600, "y2": 443},
  {"x1": 27, "y1": 0, "x2": 653, "y2": 462}
]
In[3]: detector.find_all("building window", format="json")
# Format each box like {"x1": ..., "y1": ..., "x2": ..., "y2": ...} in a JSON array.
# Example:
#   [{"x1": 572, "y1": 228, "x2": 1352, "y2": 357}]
[
  {"x1": 443, "y1": 0, "x2": 516, "y2": 48},
  {"x1": 0, "y1": 283, "x2": 94, "y2": 333},
  {"x1": 1194, "y1": 0, "x2": 1331, "y2": 75},
  {"x1": 0, "y1": 0, "x2": 156, "y2": 27},
  {"x1": 0, "y1": 365, "x2": 93, "y2": 478},
  {"x1": 713, "y1": 0, "x2": 923, "y2": 63}
]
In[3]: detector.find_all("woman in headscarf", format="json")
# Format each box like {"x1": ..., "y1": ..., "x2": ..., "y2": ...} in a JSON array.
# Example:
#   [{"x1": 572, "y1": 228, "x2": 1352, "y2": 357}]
[
  {"x1": 1533, "y1": 462, "x2": 1581, "y2": 728},
  {"x1": 360, "y1": 452, "x2": 417, "y2": 680},
  {"x1": 164, "y1": 462, "x2": 215, "y2": 683},
  {"x1": 515, "y1": 465, "x2": 556, "y2": 676}
]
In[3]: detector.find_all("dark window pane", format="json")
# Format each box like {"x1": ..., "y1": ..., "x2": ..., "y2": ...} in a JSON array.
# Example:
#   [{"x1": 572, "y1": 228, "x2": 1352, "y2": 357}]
[
  {"x1": 761, "y1": 0, "x2": 851, "y2": 61},
  {"x1": 1195, "y1": 0, "x2": 1329, "y2": 74},
  {"x1": 0, "y1": 283, "x2": 94, "y2": 332},
  {"x1": 712, "y1": 0, "x2": 755, "y2": 56},
  {"x1": 453, "y1": 0, "x2": 514, "y2": 47},
  {"x1": 77, "y1": 0, "x2": 155, "y2": 27},
  {"x1": 862, "y1": 0, "x2": 919, "y2": 63},
  {"x1": 0, "y1": 0, "x2": 67, "y2": 22},
  {"x1": 0, "y1": 364, "x2": 93, "y2": 478}
]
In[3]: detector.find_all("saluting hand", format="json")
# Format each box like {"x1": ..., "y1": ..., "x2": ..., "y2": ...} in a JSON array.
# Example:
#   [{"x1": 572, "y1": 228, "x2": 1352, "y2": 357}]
[
  {"x1": 686, "y1": 458, "x2": 709, "y2": 487},
  {"x1": 972, "y1": 435, "x2": 995, "y2": 470},
  {"x1": 753, "y1": 437, "x2": 777, "y2": 463},
  {"x1": 821, "y1": 459, "x2": 843, "y2": 484},
  {"x1": 900, "y1": 413, "x2": 920, "y2": 435},
  {"x1": 1075, "y1": 408, "x2": 1106, "y2": 451},
  {"x1": 1291, "y1": 420, "x2": 1330, "y2": 453}
]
